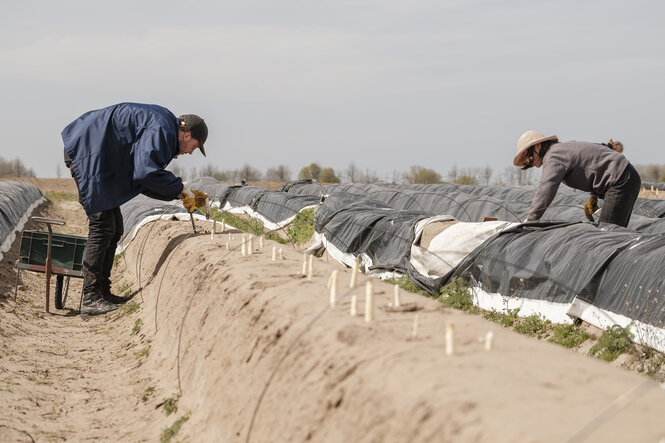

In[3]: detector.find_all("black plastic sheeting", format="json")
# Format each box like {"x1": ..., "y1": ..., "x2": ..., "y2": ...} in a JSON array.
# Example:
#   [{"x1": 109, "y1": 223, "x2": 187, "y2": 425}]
[
  {"x1": 188, "y1": 177, "x2": 321, "y2": 227},
  {"x1": 0, "y1": 181, "x2": 44, "y2": 259},
  {"x1": 283, "y1": 181, "x2": 665, "y2": 230},
  {"x1": 120, "y1": 194, "x2": 192, "y2": 242},
  {"x1": 450, "y1": 222, "x2": 665, "y2": 328},
  {"x1": 642, "y1": 181, "x2": 665, "y2": 192},
  {"x1": 315, "y1": 193, "x2": 430, "y2": 275}
]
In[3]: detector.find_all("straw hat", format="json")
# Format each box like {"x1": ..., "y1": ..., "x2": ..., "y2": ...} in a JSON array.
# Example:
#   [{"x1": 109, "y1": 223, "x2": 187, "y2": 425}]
[{"x1": 513, "y1": 130, "x2": 558, "y2": 166}]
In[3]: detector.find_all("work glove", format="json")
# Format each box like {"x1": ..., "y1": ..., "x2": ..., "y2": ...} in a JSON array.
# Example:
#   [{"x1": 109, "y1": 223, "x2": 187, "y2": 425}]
[
  {"x1": 584, "y1": 194, "x2": 598, "y2": 222},
  {"x1": 178, "y1": 187, "x2": 208, "y2": 213}
]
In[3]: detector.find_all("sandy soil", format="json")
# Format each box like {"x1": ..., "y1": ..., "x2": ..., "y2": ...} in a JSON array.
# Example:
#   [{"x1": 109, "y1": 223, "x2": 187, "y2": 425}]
[{"x1": 1, "y1": 179, "x2": 665, "y2": 442}]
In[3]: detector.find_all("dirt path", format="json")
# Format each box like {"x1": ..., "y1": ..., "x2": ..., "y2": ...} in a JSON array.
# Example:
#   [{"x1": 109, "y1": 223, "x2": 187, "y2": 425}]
[{"x1": 0, "y1": 190, "x2": 161, "y2": 442}]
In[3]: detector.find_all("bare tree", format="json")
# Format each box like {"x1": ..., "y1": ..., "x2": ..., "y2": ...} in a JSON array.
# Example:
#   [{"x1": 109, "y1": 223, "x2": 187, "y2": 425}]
[
  {"x1": 239, "y1": 163, "x2": 262, "y2": 182},
  {"x1": 482, "y1": 165, "x2": 493, "y2": 186},
  {"x1": 358, "y1": 168, "x2": 379, "y2": 184},
  {"x1": 447, "y1": 164, "x2": 458, "y2": 183},
  {"x1": 265, "y1": 165, "x2": 292, "y2": 182},
  {"x1": 345, "y1": 162, "x2": 361, "y2": 183}
]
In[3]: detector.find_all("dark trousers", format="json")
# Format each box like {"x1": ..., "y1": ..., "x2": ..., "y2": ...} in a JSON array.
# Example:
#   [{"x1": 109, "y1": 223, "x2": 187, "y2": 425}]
[
  {"x1": 82, "y1": 208, "x2": 124, "y2": 295},
  {"x1": 599, "y1": 163, "x2": 642, "y2": 227}
]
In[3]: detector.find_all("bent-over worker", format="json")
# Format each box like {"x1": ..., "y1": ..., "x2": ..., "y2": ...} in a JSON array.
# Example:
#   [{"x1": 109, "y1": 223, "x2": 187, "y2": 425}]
[
  {"x1": 513, "y1": 130, "x2": 641, "y2": 227},
  {"x1": 62, "y1": 102, "x2": 208, "y2": 316}
]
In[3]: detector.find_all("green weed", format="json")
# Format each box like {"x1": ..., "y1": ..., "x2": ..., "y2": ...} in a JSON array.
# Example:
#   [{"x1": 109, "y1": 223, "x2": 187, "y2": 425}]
[
  {"x1": 113, "y1": 252, "x2": 125, "y2": 267},
  {"x1": 549, "y1": 324, "x2": 590, "y2": 348},
  {"x1": 134, "y1": 347, "x2": 150, "y2": 360},
  {"x1": 163, "y1": 395, "x2": 180, "y2": 416},
  {"x1": 483, "y1": 308, "x2": 520, "y2": 328},
  {"x1": 117, "y1": 302, "x2": 139, "y2": 317},
  {"x1": 115, "y1": 281, "x2": 132, "y2": 297},
  {"x1": 142, "y1": 385, "x2": 155, "y2": 402},
  {"x1": 514, "y1": 313, "x2": 551, "y2": 338},
  {"x1": 589, "y1": 325, "x2": 634, "y2": 362},
  {"x1": 131, "y1": 319, "x2": 143, "y2": 336},
  {"x1": 210, "y1": 208, "x2": 264, "y2": 235},
  {"x1": 384, "y1": 274, "x2": 430, "y2": 297},
  {"x1": 160, "y1": 411, "x2": 191, "y2": 443},
  {"x1": 285, "y1": 208, "x2": 315, "y2": 244},
  {"x1": 438, "y1": 277, "x2": 477, "y2": 313},
  {"x1": 45, "y1": 191, "x2": 78, "y2": 202},
  {"x1": 264, "y1": 231, "x2": 289, "y2": 244}
]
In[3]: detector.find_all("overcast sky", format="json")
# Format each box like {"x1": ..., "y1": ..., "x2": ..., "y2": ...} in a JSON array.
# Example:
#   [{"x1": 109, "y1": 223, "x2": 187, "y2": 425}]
[{"x1": 1, "y1": 0, "x2": 663, "y2": 181}]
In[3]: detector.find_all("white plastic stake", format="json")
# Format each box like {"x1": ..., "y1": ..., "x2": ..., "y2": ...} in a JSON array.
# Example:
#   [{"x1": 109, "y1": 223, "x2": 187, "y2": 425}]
[
  {"x1": 393, "y1": 284, "x2": 401, "y2": 307},
  {"x1": 484, "y1": 331, "x2": 494, "y2": 351},
  {"x1": 278, "y1": 248, "x2": 283, "y2": 260},
  {"x1": 272, "y1": 246, "x2": 276, "y2": 261},
  {"x1": 302, "y1": 254, "x2": 307, "y2": 275},
  {"x1": 446, "y1": 322, "x2": 455, "y2": 356},
  {"x1": 350, "y1": 295, "x2": 357, "y2": 316},
  {"x1": 412, "y1": 314, "x2": 419, "y2": 338},
  {"x1": 329, "y1": 270, "x2": 338, "y2": 307},
  {"x1": 259, "y1": 236, "x2": 264, "y2": 250},
  {"x1": 248, "y1": 235, "x2": 253, "y2": 256},
  {"x1": 365, "y1": 280, "x2": 374, "y2": 322},
  {"x1": 350, "y1": 257, "x2": 359, "y2": 288},
  {"x1": 226, "y1": 238, "x2": 230, "y2": 250},
  {"x1": 211, "y1": 220, "x2": 216, "y2": 239},
  {"x1": 307, "y1": 255, "x2": 313, "y2": 280},
  {"x1": 241, "y1": 235, "x2": 247, "y2": 257},
  {"x1": 221, "y1": 219, "x2": 226, "y2": 233}
]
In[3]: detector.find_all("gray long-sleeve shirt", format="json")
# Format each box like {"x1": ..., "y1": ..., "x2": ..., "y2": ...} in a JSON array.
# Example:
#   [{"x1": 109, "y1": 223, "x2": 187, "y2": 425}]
[{"x1": 528, "y1": 141, "x2": 630, "y2": 221}]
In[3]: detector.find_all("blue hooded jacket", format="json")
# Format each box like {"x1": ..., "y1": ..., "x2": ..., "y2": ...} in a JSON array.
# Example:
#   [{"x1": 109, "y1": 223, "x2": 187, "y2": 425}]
[{"x1": 62, "y1": 103, "x2": 184, "y2": 215}]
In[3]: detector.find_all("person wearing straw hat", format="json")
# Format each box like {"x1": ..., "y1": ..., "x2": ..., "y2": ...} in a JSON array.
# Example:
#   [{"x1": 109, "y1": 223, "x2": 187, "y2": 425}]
[
  {"x1": 62, "y1": 103, "x2": 209, "y2": 315},
  {"x1": 513, "y1": 130, "x2": 641, "y2": 227}
]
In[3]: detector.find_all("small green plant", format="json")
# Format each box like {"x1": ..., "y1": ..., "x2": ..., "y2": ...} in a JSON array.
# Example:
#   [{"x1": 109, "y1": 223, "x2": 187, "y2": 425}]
[
  {"x1": 131, "y1": 318, "x2": 143, "y2": 336},
  {"x1": 142, "y1": 385, "x2": 155, "y2": 402},
  {"x1": 162, "y1": 394, "x2": 180, "y2": 416},
  {"x1": 45, "y1": 191, "x2": 78, "y2": 202},
  {"x1": 514, "y1": 313, "x2": 551, "y2": 338},
  {"x1": 589, "y1": 325, "x2": 634, "y2": 362},
  {"x1": 438, "y1": 278, "x2": 477, "y2": 312},
  {"x1": 384, "y1": 274, "x2": 430, "y2": 297},
  {"x1": 115, "y1": 281, "x2": 132, "y2": 297},
  {"x1": 113, "y1": 252, "x2": 125, "y2": 267},
  {"x1": 285, "y1": 208, "x2": 315, "y2": 244},
  {"x1": 118, "y1": 301, "x2": 139, "y2": 316},
  {"x1": 134, "y1": 347, "x2": 150, "y2": 360},
  {"x1": 160, "y1": 411, "x2": 191, "y2": 443},
  {"x1": 549, "y1": 324, "x2": 590, "y2": 348},
  {"x1": 483, "y1": 308, "x2": 520, "y2": 328},
  {"x1": 264, "y1": 230, "x2": 289, "y2": 244},
  {"x1": 210, "y1": 208, "x2": 264, "y2": 235}
]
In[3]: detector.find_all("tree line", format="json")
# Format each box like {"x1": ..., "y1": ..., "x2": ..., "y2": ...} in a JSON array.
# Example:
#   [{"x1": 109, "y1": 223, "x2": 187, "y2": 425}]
[
  {"x1": 0, "y1": 156, "x2": 36, "y2": 178},
  {"x1": 166, "y1": 161, "x2": 541, "y2": 186},
  {"x1": 5, "y1": 156, "x2": 664, "y2": 186}
]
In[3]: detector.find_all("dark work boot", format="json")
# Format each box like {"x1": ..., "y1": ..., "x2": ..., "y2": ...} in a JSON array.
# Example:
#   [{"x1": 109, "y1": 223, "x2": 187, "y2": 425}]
[
  {"x1": 81, "y1": 292, "x2": 120, "y2": 316},
  {"x1": 103, "y1": 288, "x2": 129, "y2": 304}
]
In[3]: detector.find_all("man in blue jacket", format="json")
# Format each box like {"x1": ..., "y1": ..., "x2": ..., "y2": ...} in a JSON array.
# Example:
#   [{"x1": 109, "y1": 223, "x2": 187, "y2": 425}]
[{"x1": 62, "y1": 103, "x2": 208, "y2": 315}]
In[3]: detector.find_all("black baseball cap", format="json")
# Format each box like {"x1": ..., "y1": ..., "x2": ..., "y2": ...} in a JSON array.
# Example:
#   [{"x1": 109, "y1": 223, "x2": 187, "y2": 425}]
[{"x1": 180, "y1": 114, "x2": 208, "y2": 156}]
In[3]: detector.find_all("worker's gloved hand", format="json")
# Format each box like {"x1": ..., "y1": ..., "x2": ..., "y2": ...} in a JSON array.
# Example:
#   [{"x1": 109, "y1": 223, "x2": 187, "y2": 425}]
[
  {"x1": 584, "y1": 195, "x2": 599, "y2": 222},
  {"x1": 192, "y1": 189, "x2": 208, "y2": 208},
  {"x1": 178, "y1": 187, "x2": 208, "y2": 213}
]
